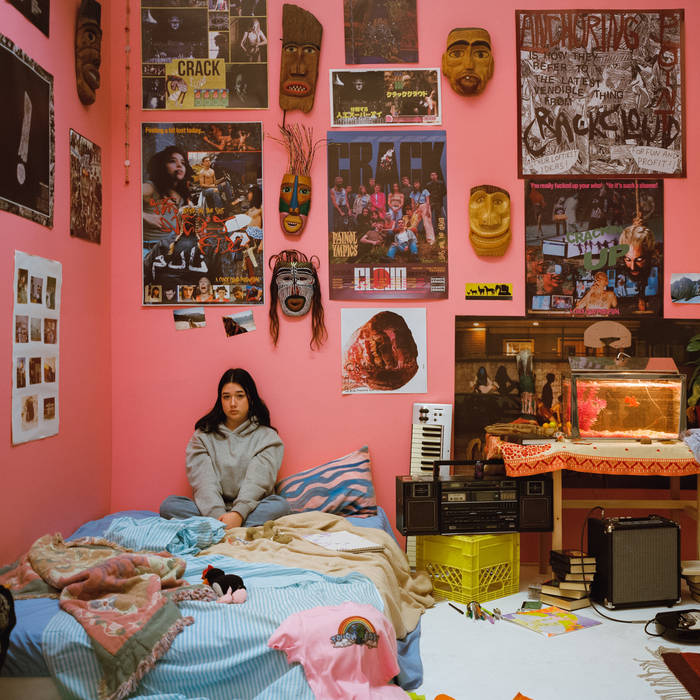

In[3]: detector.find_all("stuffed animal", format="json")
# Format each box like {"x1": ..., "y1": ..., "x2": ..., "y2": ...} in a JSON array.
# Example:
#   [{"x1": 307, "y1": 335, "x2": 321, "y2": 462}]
[
  {"x1": 201, "y1": 565, "x2": 247, "y2": 604},
  {"x1": 245, "y1": 519, "x2": 292, "y2": 544}
]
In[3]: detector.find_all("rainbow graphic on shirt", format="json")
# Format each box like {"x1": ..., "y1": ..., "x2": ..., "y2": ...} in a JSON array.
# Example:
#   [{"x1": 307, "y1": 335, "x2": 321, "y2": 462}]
[{"x1": 330, "y1": 615, "x2": 379, "y2": 648}]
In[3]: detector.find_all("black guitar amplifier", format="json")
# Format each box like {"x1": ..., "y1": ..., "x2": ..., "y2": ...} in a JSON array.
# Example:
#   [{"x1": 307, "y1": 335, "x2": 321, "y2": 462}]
[{"x1": 587, "y1": 515, "x2": 681, "y2": 609}]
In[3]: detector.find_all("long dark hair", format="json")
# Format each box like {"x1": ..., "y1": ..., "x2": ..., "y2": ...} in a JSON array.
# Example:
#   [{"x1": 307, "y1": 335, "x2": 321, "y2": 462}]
[
  {"x1": 195, "y1": 368, "x2": 273, "y2": 435},
  {"x1": 148, "y1": 145, "x2": 193, "y2": 202}
]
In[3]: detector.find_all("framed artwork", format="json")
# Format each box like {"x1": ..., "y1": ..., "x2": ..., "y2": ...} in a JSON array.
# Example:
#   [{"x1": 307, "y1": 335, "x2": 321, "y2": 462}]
[
  {"x1": 516, "y1": 10, "x2": 685, "y2": 177},
  {"x1": 7, "y1": 0, "x2": 50, "y2": 36},
  {"x1": 69, "y1": 130, "x2": 102, "y2": 243}
]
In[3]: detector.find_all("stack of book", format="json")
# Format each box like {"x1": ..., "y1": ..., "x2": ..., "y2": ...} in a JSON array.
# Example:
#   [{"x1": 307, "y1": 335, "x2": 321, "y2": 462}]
[{"x1": 540, "y1": 549, "x2": 596, "y2": 611}]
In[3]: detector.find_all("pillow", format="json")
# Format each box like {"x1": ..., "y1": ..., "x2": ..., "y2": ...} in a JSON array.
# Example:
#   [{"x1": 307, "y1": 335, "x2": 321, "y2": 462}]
[{"x1": 275, "y1": 446, "x2": 377, "y2": 517}]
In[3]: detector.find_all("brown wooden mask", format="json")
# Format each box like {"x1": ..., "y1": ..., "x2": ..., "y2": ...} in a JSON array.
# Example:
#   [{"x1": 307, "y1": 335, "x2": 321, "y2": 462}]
[
  {"x1": 75, "y1": 0, "x2": 102, "y2": 105},
  {"x1": 469, "y1": 184, "x2": 511, "y2": 256},
  {"x1": 279, "y1": 4, "x2": 322, "y2": 113},
  {"x1": 442, "y1": 28, "x2": 493, "y2": 97}
]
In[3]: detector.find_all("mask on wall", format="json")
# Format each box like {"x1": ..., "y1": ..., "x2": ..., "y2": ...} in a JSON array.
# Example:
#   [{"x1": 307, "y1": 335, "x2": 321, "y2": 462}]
[
  {"x1": 75, "y1": 0, "x2": 103, "y2": 106},
  {"x1": 442, "y1": 28, "x2": 493, "y2": 97},
  {"x1": 469, "y1": 184, "x2": 511, "y2": 256},
  {"x1": 279, "y1": 4, "x2": 323, "y2": 113},
  {"x1": 269, "y1": 250, "x2": 327, "y2": 350}
]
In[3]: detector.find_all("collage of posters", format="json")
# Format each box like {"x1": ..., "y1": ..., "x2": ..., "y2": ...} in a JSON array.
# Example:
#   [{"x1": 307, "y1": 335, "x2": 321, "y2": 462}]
[
  {"x1": 12, "y1": 251, "x2": 61, "y2": 445},
  {"x1": 327, "y1": 130, "x2": 448, "y2": 300},
  {"x1": 69, "y1": 129, "x2": 102, "y2": 243},
  {"x1": 141, "y1": 121, "x2": 264, "y2": 306},
  {"x1": 141, "y1": 0, "x2": 268, "y2": 110}
]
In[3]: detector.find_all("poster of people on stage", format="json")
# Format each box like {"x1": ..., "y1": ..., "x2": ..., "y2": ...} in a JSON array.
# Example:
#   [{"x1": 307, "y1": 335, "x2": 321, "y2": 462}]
[
  {"x1": 142, "y1": 122, "x2": 264, "y2": 306},
  {"x1": 516, "y1": 10, "x2": 685, "y2": 177},
  {"x1": 69, "y1": 129, "x2": 102, "y2": 243},
  {"x1": 12, "y1": 251, "x2": 61, "y2": 445},
  {"x1": 327, "y1": 130, "x2": 448, "y2": 300},
  {"x1": 330, "y1": 69, "x2": 441, "y2": 127},
  {"x1": 141, "y1": 1, "x2": 268, "y2": 110},
  {"x1": 524, "y1": 179, "x2": 663, "y2": 318}
]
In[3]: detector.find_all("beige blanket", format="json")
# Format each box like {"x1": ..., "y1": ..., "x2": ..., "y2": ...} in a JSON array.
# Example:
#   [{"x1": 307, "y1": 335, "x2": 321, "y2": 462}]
[{"x1": 201, "y1": 511, "x2": 434, "y2": 639}]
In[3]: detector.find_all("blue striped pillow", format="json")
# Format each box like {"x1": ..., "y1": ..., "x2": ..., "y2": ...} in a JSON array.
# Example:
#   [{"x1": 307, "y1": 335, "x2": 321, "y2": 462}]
[{"x1": 275, "y1": 446, "x2": 377, "y2": 518}]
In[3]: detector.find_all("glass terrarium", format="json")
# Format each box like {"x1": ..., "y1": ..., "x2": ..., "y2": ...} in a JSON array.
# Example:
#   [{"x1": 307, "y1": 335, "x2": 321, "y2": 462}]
[{"x1": 562, "y1": 356, "x2": 686, "y2": 440}]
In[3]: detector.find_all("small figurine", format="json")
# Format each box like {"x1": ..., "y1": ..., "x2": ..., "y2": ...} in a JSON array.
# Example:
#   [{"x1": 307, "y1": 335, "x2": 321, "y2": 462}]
[
  {"x1": 469, "y1": 184, "x2": 511, "y2": 256},
  {"x1": 201, "y1": 565, "x2": 247, "y2": 604},
  {"x1": 75, "y1": 0, "x2": 102, "y2": 105},
  {"x1": 442, "y1": 28, "x2": 493, "y2": 97}
]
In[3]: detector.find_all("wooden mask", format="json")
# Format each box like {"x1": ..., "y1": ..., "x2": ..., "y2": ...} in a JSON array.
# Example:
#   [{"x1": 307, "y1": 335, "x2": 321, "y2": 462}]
[
  {"x1": 75, "y1": 0, "x2": 102, "y2": 105},
  {"x1": 279, "y1": 4, "x2": 322, "y2": 113},
  {"x1": 469, "y1": 185, "x2": 511, "y2": 256},
  {"x1": 279, "y1": 174, "x2": 312, "y2": 235},
  {"x1": 442, "y1": 28, "x2": 493, "y2": 97}
]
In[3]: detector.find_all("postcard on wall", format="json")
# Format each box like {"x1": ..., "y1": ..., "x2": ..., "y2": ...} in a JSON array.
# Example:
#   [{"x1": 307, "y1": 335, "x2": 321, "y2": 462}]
[
  {"x1": 141, "y1": 0, "x2": 268, "y2": 110},
  {"x1": 0, "y1": 34, "x2": 54, "y2": 227},
  {"x1": 141, "y1": 122, "x2": 264, "y2": 306},
  {"x1": 341, "y1": 308, "x2": 427, "y2": 394},
  {"x1": 516, "y1": 10, "x2": 685, "y2": 177},
  {"x1": 343, "y1": 0, "x2": 417, "y2": 64},
  {"x1": 330, "y1": 69, "x2": 441, "y2": 127},
  {"x1": 671, "y1": 274, "x2": 700, "y2": 304},
  {"x1": 7, "y1": 0, "x2": 50, "y2": 36},
  {"x1": 524, "y1": 179, "x2": 663, "y2": 318},
  {"x1": 327, "y1": 130, "x2": 448, "y2": 300},
  {"x1": 12, "y1": 251, "x2": 61, "y2": 445},
  {"x1": 173, "y1": 306, "x2": 206, "y2": 330},
  {"x1": 223, "y1": 309, "x2": 255, "y2": 336},
  {"x1": 69, "y1": 129, "x2": 102, "y2": 243}
]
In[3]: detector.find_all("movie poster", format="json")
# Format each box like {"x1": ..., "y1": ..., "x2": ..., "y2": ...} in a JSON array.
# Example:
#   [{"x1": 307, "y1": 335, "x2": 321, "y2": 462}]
[
  {"x1": 69, "y1": 130, "x2": 102, "y2": 243},
  {"x1": 516, "y1": 10, "x2": 685, "y2": 177},
  {"x1": 0, "y1": 34, "x2": 54, "y2": 227},
  {"x1": 141, "y1": 0, "x2": 268, "y2": 110},
  {"x1": 12, "y1": 251, "x2": 61, "y2": 445},
  {"x1": 327, "y1": 130, "x2": 448, "y2": 300},
  {"x1": 341, "y1": 308, "x2": 427, "y2": 394},
  {"x1": 142, "y1": 122, "x2": 264, "y2": 306},
  {"x1": 343, "y1": 0, "x2": 417, "y2": 64},
  {"x1": 7, "y1": 0, "x2": 50, "y2": 36},
  {"x1": 330, "y1": 69, "x2": 441, "y2": 127},
  {"x1": 524, "y1": 179, "x2": 663, "y2": 318}
]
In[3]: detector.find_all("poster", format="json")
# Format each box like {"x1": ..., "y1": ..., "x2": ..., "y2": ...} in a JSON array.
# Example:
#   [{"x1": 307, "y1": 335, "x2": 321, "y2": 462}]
[
  {"x1": 341, "y1": 308, "x2": 427, "y2": 394},
  {"x1": 69, "y1": 129, "x2": 102, "y2": 243},
  {"x1": 142, "y1": 122, "x2": 264, "y2": 306},
  {"x1": 12, "y1": 251, "x2": 61, "y2": 445},
  {"x1": 0, "y1": 34, "x2": 54, "y2": 227},
  {"x1": 141, "y1": 0, "x2": 268, "y2": 110},
  {"x1": 343, "y1": 0, "x2": 417, "y2": 64},
  {"x1": 7, "y1": 0, "x2": 50, "y2": 36},
  {"x1": 524, "y1": 178, "x2": 663, "y2": 318},
  {"x1": 327, "y1": 130, "x2": 448, "y2": 300},
  {"x1": 330, "y1": 69, "x2": 441, "y2": 127},
  {"x1": 516, "y1": 10, "x2": 685, "y2": 177}
]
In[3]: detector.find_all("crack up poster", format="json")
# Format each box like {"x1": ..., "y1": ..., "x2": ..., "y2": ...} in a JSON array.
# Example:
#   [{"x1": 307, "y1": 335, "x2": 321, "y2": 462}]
[{"x1": 327, "y1": 130, "x2": 448, "y2": 300}]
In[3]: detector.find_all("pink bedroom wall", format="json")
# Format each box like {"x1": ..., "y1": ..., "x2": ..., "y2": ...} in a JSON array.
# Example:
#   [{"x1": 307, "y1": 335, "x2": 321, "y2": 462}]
[
  {"x1": 103, "y1": 0, "x2": 700, "y2": 562},
  {"x1": 0, "y1": 2, "x2": 113, "y2": 563}
]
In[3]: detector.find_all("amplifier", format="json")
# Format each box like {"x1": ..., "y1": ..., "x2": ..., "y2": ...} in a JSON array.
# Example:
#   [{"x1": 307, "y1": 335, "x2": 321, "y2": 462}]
[{"x1": 587, "y1": 515, "x2": 681, "y2": 609}]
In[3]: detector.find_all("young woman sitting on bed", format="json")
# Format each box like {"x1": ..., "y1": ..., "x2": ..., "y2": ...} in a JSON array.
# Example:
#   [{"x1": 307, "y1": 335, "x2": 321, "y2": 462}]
[{"x1": 160, "y1": 367, "x2": 291, "y2": 528}]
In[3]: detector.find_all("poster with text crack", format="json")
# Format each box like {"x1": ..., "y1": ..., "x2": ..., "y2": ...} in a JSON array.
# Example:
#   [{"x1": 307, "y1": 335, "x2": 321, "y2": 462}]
[{"x1": 516, "y1": 10, "x2": 685, "y2": 178}]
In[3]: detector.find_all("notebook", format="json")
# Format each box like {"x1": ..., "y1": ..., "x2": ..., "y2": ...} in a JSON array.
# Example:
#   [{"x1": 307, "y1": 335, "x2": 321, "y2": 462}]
[{"x1": 302, "y1": 531, "x2": 384, "y2": 553}]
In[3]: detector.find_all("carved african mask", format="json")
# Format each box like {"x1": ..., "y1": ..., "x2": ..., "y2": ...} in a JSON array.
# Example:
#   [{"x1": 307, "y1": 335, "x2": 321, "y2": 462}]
[
  {"x1": 279, "y1": 173, "x2": 312, "y2": 235},
  {"x1": 442, "y1": 28, "x2": 493, "y2": 97},
  {"x1": 279, "y1": 4, "x2": 322, "y2": 113},
  {"x1": 275, "y1": 262, "x2": 315, "y2": 316},
  {"x1": 75, "y1": 0, "x2": 102, "y2": 106},
  {"x1": 469, "y1": 185, "x2": 511, "y2": 256}
]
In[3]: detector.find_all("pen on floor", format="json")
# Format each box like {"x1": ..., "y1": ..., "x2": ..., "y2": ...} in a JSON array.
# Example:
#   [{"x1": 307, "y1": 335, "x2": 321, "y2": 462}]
[{"x1": 448, "y1": 602, "x2": 464, "y2": 615}]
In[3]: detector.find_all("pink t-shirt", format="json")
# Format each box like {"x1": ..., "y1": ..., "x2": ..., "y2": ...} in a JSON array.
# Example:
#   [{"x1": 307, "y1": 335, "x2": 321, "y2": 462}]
[{"x1": 268, "y1": 601, "x2": 408, "y2": 699}]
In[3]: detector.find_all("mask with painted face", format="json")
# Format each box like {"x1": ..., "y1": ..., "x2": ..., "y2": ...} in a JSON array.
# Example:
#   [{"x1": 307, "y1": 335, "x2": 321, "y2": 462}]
[
  {"x1": 442, "y1": 27, "x2": 493, "y2": 97},
  {"x1": 75, "y1": 0, "x2": 102, "y2": 105},
  {"x1": 469, "y1": 184, "x2": 511, "y2": 256},
  {"x1": 279, "y1": 173, "x2": 312, "y2": 235}
]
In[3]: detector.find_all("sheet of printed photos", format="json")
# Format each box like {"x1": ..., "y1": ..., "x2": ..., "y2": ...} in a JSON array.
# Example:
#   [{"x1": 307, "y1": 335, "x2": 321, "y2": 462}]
[
  {"x1": 69, "y1": 130, "x2": 102, "y2": 243},
  {"x1": 12, "y1": 251, "x2": 61, "y2": 445},
  {"x1": 142, "y1": 0, "x2": 268, "y2": 110}
]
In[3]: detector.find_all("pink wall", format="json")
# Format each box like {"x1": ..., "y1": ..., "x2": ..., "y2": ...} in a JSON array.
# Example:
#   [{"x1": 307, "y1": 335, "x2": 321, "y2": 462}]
[{"x1": 0, "y1": 2, "x2": 113, "y2": 563}]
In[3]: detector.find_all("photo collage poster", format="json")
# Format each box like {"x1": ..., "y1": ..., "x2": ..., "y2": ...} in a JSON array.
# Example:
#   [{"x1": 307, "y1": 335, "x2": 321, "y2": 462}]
[
  {"x1": 12, "y1": 251, "x2": 61, "y2": 445},
  {"x1": 330, "y1": 68, "x2": 441, "y2": 127},
  {"x1": 327, "y1": 130, "x2": 448, "y2": 300},
  {"x1": 69, "y1": 129, "x2": 102, "y2": 243},
  {"x1": 141, "y1": 0, "x2": 268, "y2": 110},
  {"x1": 142, "y1": 122, "x2": 264, "y2": 306},
  {"x1": 524, "y1": 179, "x2": 663, "y2": 318},
  {"x1": 0, "y1": 33, "x2": 54, "y2": 228},
  {"x1": 516, "y1": 10, "x2": 685, "y2": 177}
]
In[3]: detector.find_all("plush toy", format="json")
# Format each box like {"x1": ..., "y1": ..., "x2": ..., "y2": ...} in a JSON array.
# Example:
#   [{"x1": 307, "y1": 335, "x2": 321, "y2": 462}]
[
  {"x1": 245, "y1": 519, "x2": 293, "y2": 544},
  {"x1": 201, "y1": 565, "x2": 247, "y2": 604}
]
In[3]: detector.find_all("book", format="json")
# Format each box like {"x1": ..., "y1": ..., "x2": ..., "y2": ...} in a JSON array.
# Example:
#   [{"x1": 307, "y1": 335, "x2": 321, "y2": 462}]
[
  {"x1": 550, "y1": 549, "x2": 596, "y2": 565},
  {"x1": 552, "y1": 569, "x2": 595, "y2": 583},
  {"x1": 552, "y1": 562, "x2": 597, "y2": 574},
  {"x1": 501, "y1": 605, "x2": 601, "y2": 637},
  {"x1": 540, "y1": 579, "x2": 587, "y2": 600},
  {"x1": 557, "y1": 579, "x2": 591, "y2": 593},
  {"x1": 302, "y1": 531, "x2": 384, "y2": 553},
  {"x1": 539, "y1": 593, "x2": 591, "y2": 611}
]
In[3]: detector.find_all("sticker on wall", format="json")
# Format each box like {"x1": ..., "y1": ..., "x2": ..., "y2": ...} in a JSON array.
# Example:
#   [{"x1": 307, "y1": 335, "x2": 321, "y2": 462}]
[
  {"x1": 330, "y1": 68, "x2": 441, "y2": 127},
  {"x1": 69, "y1": 129, "x2": 102, "y2": 243},
  {"x1": 223, "y1": 310, "x2": 255, "y2": 336},
  {"x1": 12, "y1": 251, "x2": 61, "y2": 445},
  {"x1": 173, "y1": 306, "x2": 206, "y2": 330},
  {"x1": 7, "y1": 0, "x2": 50, "y2": 36},
  {"x1": 341, "y1": 307, "x2": 426, "y2": 394},
  {"x1": 465, "y1": 283, "x2": 513, "y2": 300},
  {"x1": 141, "y1": 0, "x2": 268, "y2": 110},
  {"x1": 0, "y1": 34, "x2": 54, "y2": 228},
  {"x1": 670, "y1": 274, "x2": 700, "y2": 304}
]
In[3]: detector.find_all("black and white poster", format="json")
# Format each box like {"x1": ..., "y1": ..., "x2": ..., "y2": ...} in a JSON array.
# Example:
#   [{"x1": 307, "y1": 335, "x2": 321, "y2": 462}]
[
  {"x1": 7, "y1": 0, "x2": 50, "y2": 36},
  {"x1": 517, "y1": 10, "x2": 685, "y2": 177}
]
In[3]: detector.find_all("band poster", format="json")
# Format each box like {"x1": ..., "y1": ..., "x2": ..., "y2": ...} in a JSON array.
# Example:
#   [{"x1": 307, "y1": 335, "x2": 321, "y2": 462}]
[
  {"x1": 516, "y1": 10, "x2": 685, "y2": 177},
  {"x1": 525, "y1": 178, "x2": 663, "y2": 318},
  {"x1": 12, "y1": 251, "x2": 61, "y2": 445},
  {"x1": 70, "y1": 129, "x2": 102, "y2": 243},
  {"x1": 142, "y1": 122, "x2": 264, "y2": 306},
  {"x1": 141, "y1": 1, "x2": 268, "y2": 110},
  {"x1": 0, "y1": 34, "x2": 54, "y2": 228},
  {"x1": 330, "y1": 69, "x2": 441, "y2": 127},
  {"x1": 327, "y1": 130, "x2": 448, "y2": 300}
]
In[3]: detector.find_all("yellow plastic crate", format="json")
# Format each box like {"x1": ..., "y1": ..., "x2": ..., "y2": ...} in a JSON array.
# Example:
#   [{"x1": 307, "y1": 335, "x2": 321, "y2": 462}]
[{"x1": 416, "y1": 533, "x2": 520, "y2": 604}]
